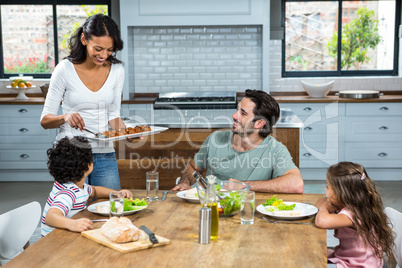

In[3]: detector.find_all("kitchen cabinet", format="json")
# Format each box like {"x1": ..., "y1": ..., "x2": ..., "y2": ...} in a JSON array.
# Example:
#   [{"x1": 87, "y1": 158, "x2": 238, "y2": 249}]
[
  {"x1": 279, "y1": 102, "x2": 402, "y2": 181},
  {"x1": 0, "y1": 105, "x2": 56, "y2": 181},
  {"x1": 344, "y1": 103, "x2": 402, "y2": 170},
  {"x1": 114, "y1": 127, "x2": 299, "y2": 190},
  {"x1": 279, "y1": 102, "x2": 345, "y2": 168}
]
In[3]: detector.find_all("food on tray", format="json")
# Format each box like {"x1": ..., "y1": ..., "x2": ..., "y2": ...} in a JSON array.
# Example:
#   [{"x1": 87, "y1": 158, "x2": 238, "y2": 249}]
[
  {"x1": 100, "y1": 217, "x2": 142, "y2": 243},
  {"x1": 96, "y1": 204, "x2": 110, "y2": 213},
  {"x1": 185, "y1": 187, "x2": 198, "y2": 198},
  {"x1": 123, "y1": 198, "x2": 148, "y2": 211},
  {"x1": 99, "y1": 125, "x2": 152, "y2": 138},
  {"x1": 10, "y1": 79, "x2": 32, "y2": 88},
  {"x1": 262, "y1": 195, "x2": 296, "y2": 212}
]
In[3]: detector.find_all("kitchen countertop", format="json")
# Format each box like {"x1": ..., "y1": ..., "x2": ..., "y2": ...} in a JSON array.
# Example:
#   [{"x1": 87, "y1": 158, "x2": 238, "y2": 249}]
[{"x1": 1, "y1": 91, "x2": 402, "y2": 104}]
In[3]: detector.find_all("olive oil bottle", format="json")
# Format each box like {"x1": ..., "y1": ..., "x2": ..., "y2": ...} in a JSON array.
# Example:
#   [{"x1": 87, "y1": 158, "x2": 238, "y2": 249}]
[{"x1": 203, "y1": 175, "x2": 219, "y2": 240}]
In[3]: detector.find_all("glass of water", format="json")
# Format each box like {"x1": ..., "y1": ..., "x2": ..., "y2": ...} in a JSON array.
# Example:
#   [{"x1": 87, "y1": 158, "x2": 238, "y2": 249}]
[
  {"x1": 109, "y1": 191, "x2": 125, "y2": 217},
  {"x1": 240, "y1": 191, "x2": 255, "y2": 225},
  {"x1": 146, "y1": 171, "x2": 159, "y2": 201}
]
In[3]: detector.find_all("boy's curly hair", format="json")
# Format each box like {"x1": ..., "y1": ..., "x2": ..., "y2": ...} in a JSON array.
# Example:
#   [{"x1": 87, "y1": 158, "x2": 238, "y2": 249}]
[{"x1": 47, "y1": 136, "x2": 93, "y2": 183}]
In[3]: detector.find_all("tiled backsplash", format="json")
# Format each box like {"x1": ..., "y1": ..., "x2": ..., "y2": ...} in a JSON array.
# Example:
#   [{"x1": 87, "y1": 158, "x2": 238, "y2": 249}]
[{"x1": 127, "y1": 25, "x2": 262, "y2": 93}]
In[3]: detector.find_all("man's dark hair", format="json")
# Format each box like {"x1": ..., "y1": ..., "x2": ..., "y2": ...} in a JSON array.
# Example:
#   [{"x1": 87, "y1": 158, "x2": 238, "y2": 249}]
[
  {"x1": 66, "y1": 13, "x2": 124, "y2": 64},
  {"x1": 245, "y1": 89, "x2": 280, "y2": 138},
  {"x1": 47, "y1": 136, "x2": 93, "y2": 183}
]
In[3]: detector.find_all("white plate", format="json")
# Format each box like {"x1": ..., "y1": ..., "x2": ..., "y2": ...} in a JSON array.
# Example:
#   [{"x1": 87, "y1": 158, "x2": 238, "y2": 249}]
[
  {"x1": 176, "y1": 190, "x2": 200, "y2": 203},
  {"x1": 87, "y1": 125, "x2": 168, "y2": 141},
  {"x1": 256, "y1": 202, "x2": 318, "y2": 220},
  {"x1": 7, "y1": 85, "x2": 36, "y2": 89},
  {"x1": 87, "y1": 201, "x2": 147, "y2": 216}
]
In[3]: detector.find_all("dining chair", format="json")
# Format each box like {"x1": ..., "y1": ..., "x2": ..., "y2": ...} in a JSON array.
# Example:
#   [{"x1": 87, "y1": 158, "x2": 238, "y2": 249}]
[
  {"x1": 385, "y1": 207, "x2": 402, "y2": 268},
  {"x1": 0, "y1": 201, "x2": 41, "y2": 265}
]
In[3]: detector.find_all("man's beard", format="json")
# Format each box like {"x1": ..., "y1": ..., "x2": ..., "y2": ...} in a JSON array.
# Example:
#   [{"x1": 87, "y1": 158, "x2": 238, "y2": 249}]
[{"x1": 231, "y1": 125, "x2": 255, "y2": 137}]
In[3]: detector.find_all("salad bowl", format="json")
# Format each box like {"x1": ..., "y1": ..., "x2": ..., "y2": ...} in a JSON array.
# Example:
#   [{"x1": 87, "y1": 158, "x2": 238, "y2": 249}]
[{"x1": 196, "y1": 181, "x2": 250, "y2": 217}]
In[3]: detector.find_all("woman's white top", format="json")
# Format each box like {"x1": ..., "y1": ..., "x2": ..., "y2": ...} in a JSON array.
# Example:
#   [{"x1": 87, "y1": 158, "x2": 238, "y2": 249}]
[{"x1": 40, "y1": 59, "x2": 125, "y2": 153}]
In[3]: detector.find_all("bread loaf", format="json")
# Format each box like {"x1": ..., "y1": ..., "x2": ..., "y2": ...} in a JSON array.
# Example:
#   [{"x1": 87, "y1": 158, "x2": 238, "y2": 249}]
[{"x1": 100, "y1": 217, "x2": 141, "y2": 243}]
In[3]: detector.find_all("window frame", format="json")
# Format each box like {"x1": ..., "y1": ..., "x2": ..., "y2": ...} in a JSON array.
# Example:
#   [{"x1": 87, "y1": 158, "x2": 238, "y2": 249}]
[
  {"x1": 282, "y1": 0, "x2": 401, "y2": 78},
  {"x1": 0, "y1": 0, "x2": 111, "y2": 79}
]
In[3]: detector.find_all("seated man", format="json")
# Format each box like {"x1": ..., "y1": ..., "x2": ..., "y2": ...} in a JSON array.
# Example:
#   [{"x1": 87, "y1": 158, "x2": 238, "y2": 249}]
[{"x1": 173, "y1": 89, "x2": 303, "y2": 193}]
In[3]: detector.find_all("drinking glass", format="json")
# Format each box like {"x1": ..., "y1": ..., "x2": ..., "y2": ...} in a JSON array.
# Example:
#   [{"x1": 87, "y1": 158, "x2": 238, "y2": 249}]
[
  {"x1": 146, "y1": 171, "x2": 159, "y2": 201},
  {"x1": 109, "y1": 191, "x2": 125, "y2": 217},
  {"x1": 240, "y1": 191, "x2": 255, "y2": 225}
]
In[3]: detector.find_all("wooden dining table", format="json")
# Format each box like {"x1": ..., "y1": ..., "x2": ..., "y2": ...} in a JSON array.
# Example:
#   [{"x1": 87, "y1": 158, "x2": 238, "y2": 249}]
[{"x1": 5, "y1": 191, "x2": 327, "y2": 268}]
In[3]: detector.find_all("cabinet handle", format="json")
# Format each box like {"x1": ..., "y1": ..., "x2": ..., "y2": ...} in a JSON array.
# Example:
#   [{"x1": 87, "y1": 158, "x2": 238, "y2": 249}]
[
  {"x1": 379, "y1": 107, "x2": 389, "y2": 111},
  {"x1": 303, "y1": 107, "x2": 312, "y2": 111},
  {"x1": 378, "y1": 152, "x2": 387, "y2": 157},
  {"x1": 303, "y1": 153, "x2": 312, "y2": 157},
  {"x1": 20, "y1": 154, "x2": 29, "y2": 158},
  {"x1": 19, "y1": 108, "x2": 28, "y2": 113},
  {"x1": 304, "y1": 127, "x2": 312, "y2": 131},
  {"x1": 379, "y1": 126, "x2": 388, "y2": 130},
  {"x1": 19, "y1": 128, "x2": 29, "y2": 132}
]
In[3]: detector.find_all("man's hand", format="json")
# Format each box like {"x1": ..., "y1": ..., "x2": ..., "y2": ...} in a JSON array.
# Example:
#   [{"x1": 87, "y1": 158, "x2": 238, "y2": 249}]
[
  {"x1": 67, "y1": 218, "x2": 93, "y2": 232},
  {"x1": 172, "y1": 180, "x2": 191, "y2": 191}
]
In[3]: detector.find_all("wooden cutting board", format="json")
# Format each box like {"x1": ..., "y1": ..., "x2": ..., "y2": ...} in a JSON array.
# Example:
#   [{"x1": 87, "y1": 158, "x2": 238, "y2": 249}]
[{"x1": 81, "y1": 229, "x2": 170, "y2": 253}]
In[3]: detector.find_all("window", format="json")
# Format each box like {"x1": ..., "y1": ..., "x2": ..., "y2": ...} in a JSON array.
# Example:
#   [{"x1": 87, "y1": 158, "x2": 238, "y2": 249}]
[
  {"x1": 0, "y1": 1, "x2": 110, "y2": 78},
  {"x1": 283, "y1": 0, "x2": 401, "y2": 77}
]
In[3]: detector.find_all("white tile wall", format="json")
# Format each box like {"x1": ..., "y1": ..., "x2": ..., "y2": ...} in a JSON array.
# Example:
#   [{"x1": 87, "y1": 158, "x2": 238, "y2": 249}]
[{"x1": 128, "y1": 25, "x2": 262, "y2": 93}]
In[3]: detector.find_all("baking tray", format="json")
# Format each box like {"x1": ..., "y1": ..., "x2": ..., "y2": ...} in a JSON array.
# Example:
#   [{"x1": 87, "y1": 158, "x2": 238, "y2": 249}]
[
  {"x1": 337, "y1": 90, "x2": 382, "y2": 99},
  {"x1": 87, "y1": 125, "x2": 168, "y2": 141}
]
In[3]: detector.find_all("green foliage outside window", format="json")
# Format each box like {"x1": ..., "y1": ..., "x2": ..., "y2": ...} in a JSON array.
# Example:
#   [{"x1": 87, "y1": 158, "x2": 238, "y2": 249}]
[
  {"x1": 61, "y1": 5, "x2": 108, "y2": 49},
  {"x1": 327, "y1": 7, "x2": 381, "y2": 70},
  {"x1": 4, "y1": 5, "x2": 108, "y2": 74}
]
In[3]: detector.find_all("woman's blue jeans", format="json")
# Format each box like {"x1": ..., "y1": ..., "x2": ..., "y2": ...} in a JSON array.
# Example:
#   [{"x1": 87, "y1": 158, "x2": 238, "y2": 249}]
[{"x1": 85, "y1": 152, "x2": 121, "y2": 190}]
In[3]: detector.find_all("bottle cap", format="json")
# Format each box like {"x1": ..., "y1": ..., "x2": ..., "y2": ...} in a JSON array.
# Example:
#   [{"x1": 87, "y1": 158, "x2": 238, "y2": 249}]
[{"x1": 206, "y1": 175, "x2": 216, "y2": 184}]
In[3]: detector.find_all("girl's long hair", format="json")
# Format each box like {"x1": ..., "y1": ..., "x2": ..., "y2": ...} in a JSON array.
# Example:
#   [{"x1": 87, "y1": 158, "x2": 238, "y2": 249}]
[
  {"x1": 66, "y1": 13, "x2": 123, "y2": 65},
  {"x1": 327, "y1": 161, "x2": 395, "y2": 260}
]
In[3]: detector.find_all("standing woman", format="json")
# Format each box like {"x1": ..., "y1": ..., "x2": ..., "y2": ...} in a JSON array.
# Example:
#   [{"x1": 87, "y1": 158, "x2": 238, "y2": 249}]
[{"x1": 40, "y1": 13, "x2": 125, "y2": 189}]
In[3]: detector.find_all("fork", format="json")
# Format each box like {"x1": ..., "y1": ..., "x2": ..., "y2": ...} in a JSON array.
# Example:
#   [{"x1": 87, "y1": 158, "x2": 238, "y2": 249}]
[
  {"x1": 161, "y1": 190, "x2": 170, "y2": 201},
  {"x1": 263, "y1": 216, "x2": 310, "y2": 225}
]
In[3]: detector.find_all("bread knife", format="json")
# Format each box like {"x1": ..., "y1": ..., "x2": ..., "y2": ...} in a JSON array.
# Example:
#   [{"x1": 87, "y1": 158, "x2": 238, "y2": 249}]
[{"x1": 140, "y1": 225, "x2": 158, "y2": 244}]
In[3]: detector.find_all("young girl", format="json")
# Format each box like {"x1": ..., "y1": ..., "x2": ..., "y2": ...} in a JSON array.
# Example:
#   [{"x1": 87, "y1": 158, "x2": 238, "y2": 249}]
[{"x1": 315, "y1": 161, "x2": 395, "y2": 267}]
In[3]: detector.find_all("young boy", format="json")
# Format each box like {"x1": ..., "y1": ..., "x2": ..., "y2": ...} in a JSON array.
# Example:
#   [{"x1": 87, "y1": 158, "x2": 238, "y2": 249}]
[{"x1": 41, "y1": 136, "x2": 133, "y2": 237}]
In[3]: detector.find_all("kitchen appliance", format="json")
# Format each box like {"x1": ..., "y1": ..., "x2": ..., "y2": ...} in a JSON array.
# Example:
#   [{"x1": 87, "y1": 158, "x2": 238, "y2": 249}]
[
  {"x1": 337, "y1": 90, "x2": 383, "y2": 99},
  {"x1": 154, "y1": 91, "x2": 237, "y2": 110}
]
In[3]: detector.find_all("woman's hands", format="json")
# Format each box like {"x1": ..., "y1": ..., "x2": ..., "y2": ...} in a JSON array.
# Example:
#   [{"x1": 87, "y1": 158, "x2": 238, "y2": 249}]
[{"x1": 64, "y1": 113, "x2": 85, "y2": 130}]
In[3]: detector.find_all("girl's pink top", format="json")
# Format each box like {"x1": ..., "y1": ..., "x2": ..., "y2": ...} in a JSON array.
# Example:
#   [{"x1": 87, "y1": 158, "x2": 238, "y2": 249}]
[{"x1": 327, "y1": 208, "x2": 382, "y2": 268}]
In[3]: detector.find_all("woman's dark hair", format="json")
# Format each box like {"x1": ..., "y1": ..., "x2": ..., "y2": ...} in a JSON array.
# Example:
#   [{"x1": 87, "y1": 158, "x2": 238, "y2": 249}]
[
  {"x1": 245, "y1": 89, "x2": 280, "y2": 138},
  {"x1": 47, "y1": 136, "x2": 93, "y2": 184},
  {"x1": 66, "y1": 13, "x2": 123, "y2": 64},
  {"x1": 327, "y1": 161, "x2": 395, "y2": 261}
]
